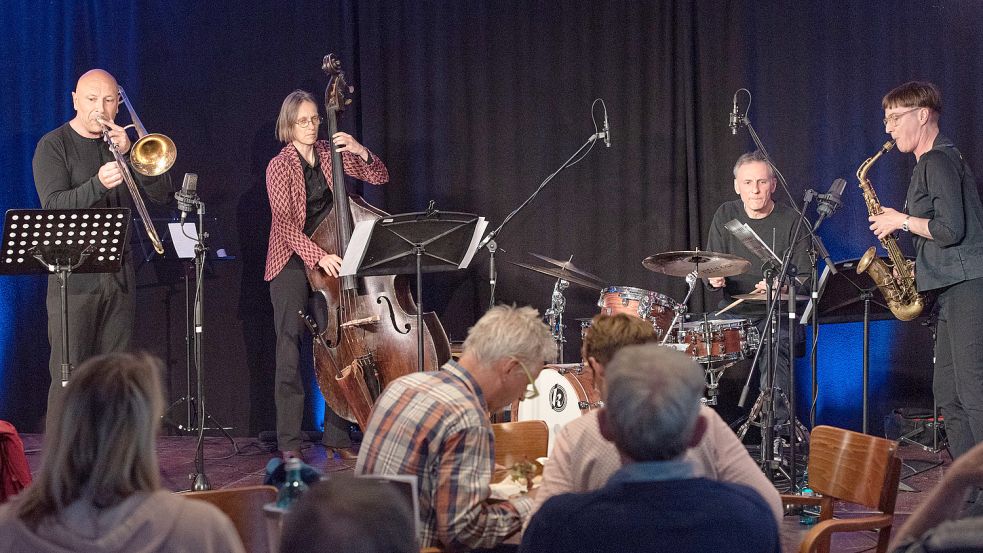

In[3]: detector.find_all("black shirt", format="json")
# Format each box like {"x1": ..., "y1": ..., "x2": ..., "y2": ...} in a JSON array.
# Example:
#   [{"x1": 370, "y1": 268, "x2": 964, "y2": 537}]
[
  {"x1": 296, "y1": 147, "x2": 333, "y2": 236},
  {"x1": 705, "y1": 200, "x2": 811, "y2": 318},
  {"x1": 905, "y1": 134, "x2": 983, "y2": 292}
]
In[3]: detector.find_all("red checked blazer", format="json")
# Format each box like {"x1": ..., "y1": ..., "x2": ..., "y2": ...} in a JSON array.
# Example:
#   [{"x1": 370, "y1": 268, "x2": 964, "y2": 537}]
[{"x1": 264, "y1": 140, "x2": 389, "y2": 281}]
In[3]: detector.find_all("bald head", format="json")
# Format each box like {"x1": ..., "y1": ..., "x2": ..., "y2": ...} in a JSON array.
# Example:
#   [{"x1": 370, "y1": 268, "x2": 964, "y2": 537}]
[{"x1": 71, "y1": 69, "x2": 120, "y2": 138}]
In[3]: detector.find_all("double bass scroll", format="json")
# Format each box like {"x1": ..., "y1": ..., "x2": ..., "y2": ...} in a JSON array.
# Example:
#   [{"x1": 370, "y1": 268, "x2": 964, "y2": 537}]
[{"x1": 304, "y1": 54, "x2": 451, "y2": 427}]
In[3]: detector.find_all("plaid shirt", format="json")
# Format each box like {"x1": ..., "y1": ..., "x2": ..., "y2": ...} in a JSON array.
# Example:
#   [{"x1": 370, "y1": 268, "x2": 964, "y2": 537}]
[
  {"x1": 355, "y1": 361, "x2": 533, "y2": 551},
  {"x1": 264, "y1": 140, "x2": 388, "y2": 281}
]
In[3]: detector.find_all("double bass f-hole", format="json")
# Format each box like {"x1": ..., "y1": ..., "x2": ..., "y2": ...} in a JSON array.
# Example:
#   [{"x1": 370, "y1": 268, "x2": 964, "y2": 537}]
[{"x1": 377, "y1": 296, "x2": 411, "y2": 335}]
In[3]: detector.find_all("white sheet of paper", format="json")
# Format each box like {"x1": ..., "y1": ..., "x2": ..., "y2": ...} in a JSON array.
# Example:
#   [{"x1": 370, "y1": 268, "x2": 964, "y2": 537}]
[
  {"x1": 458, "y1": 217, "x2": 488, "y2": 269},
  {"x1": 339, "y1": 220, "x2": 376, "y2": 277},
  {"x1": 167, "y1": 222, "x2": 198, "y2": 259}
]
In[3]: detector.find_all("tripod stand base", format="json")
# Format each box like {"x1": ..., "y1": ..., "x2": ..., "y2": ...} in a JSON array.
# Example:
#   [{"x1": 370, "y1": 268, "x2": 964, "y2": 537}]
[{"x1": 190, "y1": 472, "x2": 211, "y2": 491}]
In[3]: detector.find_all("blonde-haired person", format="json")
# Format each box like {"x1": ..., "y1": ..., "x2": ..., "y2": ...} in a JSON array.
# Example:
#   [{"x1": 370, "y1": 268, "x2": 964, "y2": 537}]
[
  {"x1": 356, "y1": 305, "x2": 556, "y2": 551},
  {"x1": 0, "y1": 352, "x2": 244, "y2": 553},
  {"x1": 531, "y1": 314, "x2": 783, "y2": 524},
  {"x1": 265, "y1": 89, "x2": 389, "y2": 460}
]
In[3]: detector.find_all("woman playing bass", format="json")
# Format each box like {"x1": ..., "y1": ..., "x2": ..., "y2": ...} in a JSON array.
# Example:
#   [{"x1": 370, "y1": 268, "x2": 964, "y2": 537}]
[{"x1": 264, "y1": 89, "x2": 389, "y2": 460}]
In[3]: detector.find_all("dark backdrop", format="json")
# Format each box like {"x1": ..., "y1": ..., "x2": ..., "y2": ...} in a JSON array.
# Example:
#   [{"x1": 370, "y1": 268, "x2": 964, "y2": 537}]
[{"x1": 2, "y1": 1, "x2": 980, "y2": 437}]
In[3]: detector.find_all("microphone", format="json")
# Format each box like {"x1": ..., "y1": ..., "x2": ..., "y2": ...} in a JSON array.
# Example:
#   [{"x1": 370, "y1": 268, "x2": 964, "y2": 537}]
[
  {"x1": 729, "y1": 93, "x2": 739, "y2": 135},
  {"x1": 175, "y1": 173, "x2": 199, "y2": 224},
  {"x1": 813, "y1": 177, "x2": 846, "y2": 230},
  {"x1": 602, "y1": 110, "x2": 611, "y2": 148}
]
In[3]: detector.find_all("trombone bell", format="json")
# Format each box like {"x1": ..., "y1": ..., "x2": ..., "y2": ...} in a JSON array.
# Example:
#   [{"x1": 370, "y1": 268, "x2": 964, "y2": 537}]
[{"x1": 130, "y1": 133, "x2": 177, "y2": 176}]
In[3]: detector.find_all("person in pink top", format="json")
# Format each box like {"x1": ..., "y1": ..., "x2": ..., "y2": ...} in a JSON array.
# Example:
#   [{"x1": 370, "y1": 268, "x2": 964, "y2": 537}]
[{"x1": 531, "y1": 313, "x2": 783, "y2": 524}]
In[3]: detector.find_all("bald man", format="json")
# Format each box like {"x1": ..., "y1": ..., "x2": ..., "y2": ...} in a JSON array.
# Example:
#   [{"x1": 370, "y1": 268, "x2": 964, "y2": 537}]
[{"x1": 33, "y1": 69, "x2": 172, "y2": 431}]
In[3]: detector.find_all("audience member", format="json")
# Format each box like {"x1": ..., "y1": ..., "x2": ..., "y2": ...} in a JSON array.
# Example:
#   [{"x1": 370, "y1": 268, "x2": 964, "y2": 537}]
[
  {"x1": 0, "y1": 352, "x2": 244, "y2": 553},
  {"x1": 280, "y1": 476, "x2": 417, "y2": 553},
  {"x1": 356, "y1": 305, "x2": 555, "y2": 552},
  {"x1": 890, "y1": 439, "x2": 983, "y2": 552},
  {"x1": 521, "y1": 344, "x2": 781, "y2": 553},
  {"x1": 532, "y1": 314, "x2": 783, "y2": 523}
]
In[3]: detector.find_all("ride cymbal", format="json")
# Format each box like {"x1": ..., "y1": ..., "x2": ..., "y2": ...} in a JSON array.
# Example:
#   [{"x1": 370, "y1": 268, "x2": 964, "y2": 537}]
[
  {"x1": 529, "y1": 252, "x2": 604, "y2": 282},
  {"x1": 508, "y1": 261, "x2": 604, "y2": 289},
  {"x1": 642, "y1": 250, "x2": 751, "y2": 278}
]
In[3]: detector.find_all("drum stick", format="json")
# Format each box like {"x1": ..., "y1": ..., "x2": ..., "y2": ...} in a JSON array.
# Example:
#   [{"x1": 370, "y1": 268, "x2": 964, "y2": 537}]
[{"x1": 715, "y1": 298, "x2": 744, "y2": 317}]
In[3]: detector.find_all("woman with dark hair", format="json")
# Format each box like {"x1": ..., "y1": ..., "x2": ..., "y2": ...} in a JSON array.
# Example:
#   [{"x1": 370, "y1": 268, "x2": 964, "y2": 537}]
[
  {"x1": 0, "y1": 352, "x2": 244, "y2": 553},
  {"x1": 265, "y1": 89, "x2": 389, "y2": 460}
]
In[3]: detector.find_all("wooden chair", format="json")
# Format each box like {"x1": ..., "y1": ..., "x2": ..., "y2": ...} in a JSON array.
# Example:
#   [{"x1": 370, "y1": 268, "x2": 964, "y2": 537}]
[
  {"x1": 183, "y1": 485, "x2": 278, "y2": 553},
  {"x1": 782, "y1": 425, "x2": 902, "y2": 553}
]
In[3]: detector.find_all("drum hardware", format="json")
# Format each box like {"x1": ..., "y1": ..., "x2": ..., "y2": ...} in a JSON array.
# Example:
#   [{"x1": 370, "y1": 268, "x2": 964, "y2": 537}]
[
  {"x1": 508, "y1": 260, "x2": 604, "y2": 289},
  {"x1": 543, "y1": 276, "x2": 570, "y2": 363},
  {"x1": 641, "y1": 249, "x2": 751, "y2": 278},
  {"x1": 660, "y1": 272, "x2": 697, "y2": 345},
  {"x1": 733, "y1": 291, "x2": 810, "y2": 302}
]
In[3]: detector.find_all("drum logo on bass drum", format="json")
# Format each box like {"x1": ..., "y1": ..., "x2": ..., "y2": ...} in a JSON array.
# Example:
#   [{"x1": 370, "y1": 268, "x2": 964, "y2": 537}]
[{"x1": 549, "y1": 383, "x2": 568, "y2": 412}]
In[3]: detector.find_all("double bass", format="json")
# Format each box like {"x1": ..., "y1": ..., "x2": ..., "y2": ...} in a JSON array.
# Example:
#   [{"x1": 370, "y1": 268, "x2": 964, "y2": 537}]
[{"x1": 304, "y1": 54, "x2": 451, "y2": 427}]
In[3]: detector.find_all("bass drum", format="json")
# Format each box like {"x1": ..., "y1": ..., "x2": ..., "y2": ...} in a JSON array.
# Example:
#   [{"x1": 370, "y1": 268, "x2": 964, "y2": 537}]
[{"x1": 511, "y1": 364, "x2": 602, "y2": 455}]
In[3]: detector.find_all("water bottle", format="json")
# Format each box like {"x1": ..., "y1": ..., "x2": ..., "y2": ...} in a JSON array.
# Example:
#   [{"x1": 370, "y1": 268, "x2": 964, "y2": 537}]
[
  {"x1": 799, "y1": 485, "x2": 819, "y2": 525},
  {"x1": 276, "y1": 457, "x2": 309, "y2": 509}
]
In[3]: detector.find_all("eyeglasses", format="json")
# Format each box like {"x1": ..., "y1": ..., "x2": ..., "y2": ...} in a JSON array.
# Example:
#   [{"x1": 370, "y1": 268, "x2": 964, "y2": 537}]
[
  {"x1": 295, "y1": 116, "x2": 322, "y2": 128},
  {"x1": 512, "y1": 357, "x2": 540, "y2": 400},
  {"x1": 883, "y1": 108, "x2": 920, "y2": 127}
]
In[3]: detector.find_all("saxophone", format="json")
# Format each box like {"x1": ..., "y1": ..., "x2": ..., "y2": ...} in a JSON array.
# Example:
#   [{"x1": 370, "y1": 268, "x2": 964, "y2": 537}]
[{"x1": 856, "y1": 140, "x2": 924, "y2": 321}]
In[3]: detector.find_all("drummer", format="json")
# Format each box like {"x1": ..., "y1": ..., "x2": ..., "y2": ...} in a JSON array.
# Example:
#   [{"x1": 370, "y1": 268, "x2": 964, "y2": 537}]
[{"x1": 705, "y1": 150, "x2": 810, "y2": 423}]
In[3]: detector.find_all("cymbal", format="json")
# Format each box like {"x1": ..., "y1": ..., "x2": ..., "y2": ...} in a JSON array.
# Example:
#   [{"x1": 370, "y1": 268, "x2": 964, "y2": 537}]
[
  {"x1": 530, "y1": 252, "x2": 603, "y2": 282},
  {"x1": 733, "y1": 292, "x2": 810, "y2": 302},
  {"x1": 508, "y1": 261, "x2": 603, "y2": 289},
  {"x1": 642, "y1": 250, "x2": 751, "y2": 278}
]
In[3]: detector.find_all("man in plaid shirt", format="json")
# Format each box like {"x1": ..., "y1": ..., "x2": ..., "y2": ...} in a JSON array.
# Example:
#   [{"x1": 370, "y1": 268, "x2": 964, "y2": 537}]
[{"x1": 356, "y1": 305, "x2": 556, "y2": 551}]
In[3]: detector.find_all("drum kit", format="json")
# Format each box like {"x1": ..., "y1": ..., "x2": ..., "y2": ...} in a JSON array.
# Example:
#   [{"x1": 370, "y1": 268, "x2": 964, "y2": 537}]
[{"x1": 509, "y1": 249, "x2": 761, "y2": 450}]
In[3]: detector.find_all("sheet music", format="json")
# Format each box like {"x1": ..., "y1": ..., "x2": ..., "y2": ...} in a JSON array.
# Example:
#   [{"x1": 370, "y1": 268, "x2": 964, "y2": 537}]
[
  {"x1": 339, "y1": 220, "x2": 375, "y2": 276},
  {"x1": 167, "y1": 222, "x2": 198, "y2": 259},
  {"x1": 724, "y1": 218, "x2": 781, "y2": 264},
  {"x1": 458, "y1": 217, "x2": 488, "y2": 269}
]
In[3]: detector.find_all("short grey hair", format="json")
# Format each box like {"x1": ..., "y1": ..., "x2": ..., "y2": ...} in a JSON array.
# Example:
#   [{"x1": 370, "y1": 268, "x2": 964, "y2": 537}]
[
  {"x1": 604, "y1": 344, "x2": 705, "y2": 461},
  {"x1": 462, "y1": 304, "x2": 557, "y2": 367},
  {"x1": 276, "y1": 89, "x2": 317, "y2": 143},
  {"x1": 17, "y1": 352, "x2": 164, "y2": 528},
  {"x1": 732, "y1": 150, "x2": 775, "y2": 179}
]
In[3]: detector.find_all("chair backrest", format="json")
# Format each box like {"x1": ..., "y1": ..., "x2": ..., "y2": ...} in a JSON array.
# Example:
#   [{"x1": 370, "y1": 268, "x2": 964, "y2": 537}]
[
  {"x1": 807, "y1": 425, "x2": 901, "y2": 513},
  {"x1": 183, "y1": 485, "x2": 278, "y2": 553},
  {"x1": 492, "y1": 420, "x2": 549, "y2": 468}
]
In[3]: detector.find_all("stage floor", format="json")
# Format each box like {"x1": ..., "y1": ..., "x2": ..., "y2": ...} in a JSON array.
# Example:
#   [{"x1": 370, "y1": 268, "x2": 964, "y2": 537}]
[{"x1": 19, "y1": 433, "x2": 953, "y2": 552}]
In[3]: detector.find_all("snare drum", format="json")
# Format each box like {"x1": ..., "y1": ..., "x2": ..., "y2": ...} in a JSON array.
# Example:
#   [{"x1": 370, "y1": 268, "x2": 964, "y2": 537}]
[
  {"x1": 511, "y1": 364, "x2": 602, "y2": 455},
  {"x1": 597, "y1": 286, "x2": 678, "y2": 341},
  {"x1": 677, "y1": 319, "x2": 760, "y2": 363}
]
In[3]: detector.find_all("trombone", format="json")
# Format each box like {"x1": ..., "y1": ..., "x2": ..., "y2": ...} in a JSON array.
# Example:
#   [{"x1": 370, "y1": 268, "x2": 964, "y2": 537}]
[{"x1": 98, "y1": 86, "x2": 176, "y2": 255}]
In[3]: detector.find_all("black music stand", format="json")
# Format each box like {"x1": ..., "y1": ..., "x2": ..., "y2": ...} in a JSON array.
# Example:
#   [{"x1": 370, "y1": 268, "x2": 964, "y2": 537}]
[
  {"x1": 341, "y1": 209, "x2": 483, "y2": 372},
  {"x1": 0, "y1": 208, "x2": 130, "y2": 386},
  {"x1": 811, "y1": 257, "x2": 898, "y2": 434}
]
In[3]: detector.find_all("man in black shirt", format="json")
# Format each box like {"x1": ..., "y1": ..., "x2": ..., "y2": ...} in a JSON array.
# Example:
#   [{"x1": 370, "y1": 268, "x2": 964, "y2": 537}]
[
  {"x1": 706, "y1": 151, "x2": 810, "y2": 423},
  {"x1": 32, "y1": 69, "x2": 172, "y2": 431},
  {"x1": 869, "y1": 81, "x2": 983, "y2": 459}
]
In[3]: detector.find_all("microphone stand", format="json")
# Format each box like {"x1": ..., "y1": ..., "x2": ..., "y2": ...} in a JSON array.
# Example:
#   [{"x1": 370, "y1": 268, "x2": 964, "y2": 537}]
[
  {"x1": 478, "y1": 132, "x2": 606, "y2": 309},
  {"x1": 733, "y1": 112, "x2": 816, "y2": 491}
]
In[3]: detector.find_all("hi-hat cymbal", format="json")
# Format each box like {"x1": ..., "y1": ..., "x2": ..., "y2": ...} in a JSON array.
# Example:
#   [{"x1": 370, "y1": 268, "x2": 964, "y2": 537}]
[
  {"x1": 530, "y1": 252, "x2": 603, "y2": 282},
  {"x1": 642, "y1": 250, "x2": 751, "y2": 278},
  {"x1": 508, "y1": 261, "x2": 603, "y2": 289},
  {"x1": 734, "y1": 291, "x2": 810, "y2": 302}
]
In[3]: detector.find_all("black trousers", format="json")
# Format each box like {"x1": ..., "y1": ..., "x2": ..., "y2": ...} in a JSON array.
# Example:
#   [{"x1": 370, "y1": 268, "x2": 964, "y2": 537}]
[
  {"x1": 933, "y1": 277, "x2": 983, "y2": 459},
  {"x1": 45, "y1": 263, "x2": 135, "y2": 435},
  {"x1": 270, "y1": 255, "x2": 351, "y2": 452}
]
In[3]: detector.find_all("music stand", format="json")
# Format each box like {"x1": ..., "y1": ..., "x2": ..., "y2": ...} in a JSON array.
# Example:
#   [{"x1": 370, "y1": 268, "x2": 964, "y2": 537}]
[
  {"x1": 0, "y1": 208, "x2": 130, "y2": 385},
  {"x1": 809, "y1": 256, "x2": 897, "y2": 434},
  {"x1": 340, "y1": 210, "x2": 485, "y2": 372}
]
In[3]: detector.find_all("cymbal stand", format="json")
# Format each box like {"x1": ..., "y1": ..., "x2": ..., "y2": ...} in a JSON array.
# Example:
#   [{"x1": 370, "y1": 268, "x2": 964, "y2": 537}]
[
  {"x1": 543, "y1": 277, "x2": 570, "y2": 363},
  {"x1": 661, "y1": 272, "x2": 697, "y2": 345}
]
